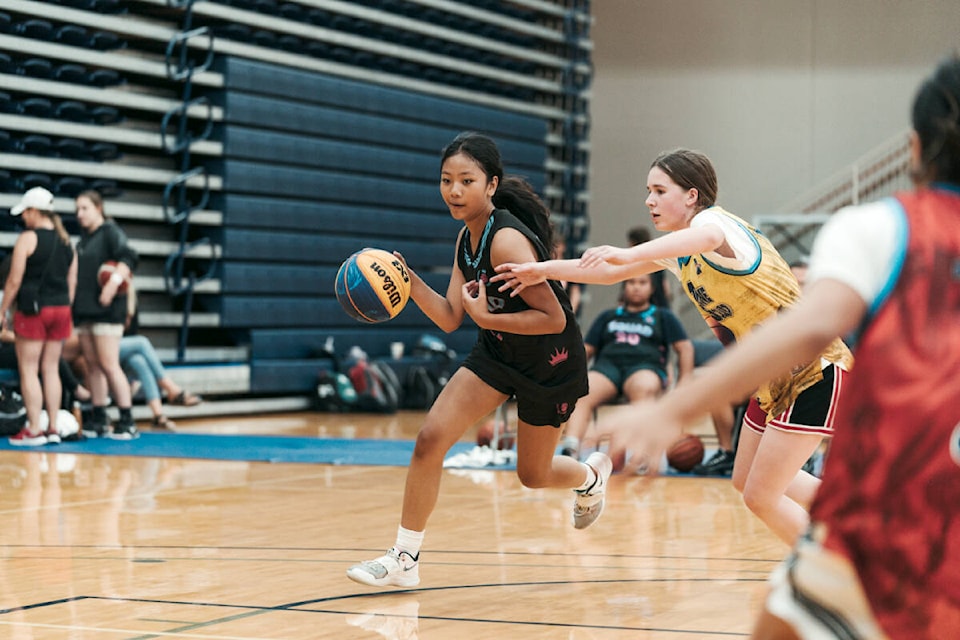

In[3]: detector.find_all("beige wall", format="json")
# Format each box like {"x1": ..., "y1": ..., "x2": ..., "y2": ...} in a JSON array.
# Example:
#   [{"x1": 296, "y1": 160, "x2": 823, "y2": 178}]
[{"x1": 583, "y1": 0, "x2": 960, "y2": 326}]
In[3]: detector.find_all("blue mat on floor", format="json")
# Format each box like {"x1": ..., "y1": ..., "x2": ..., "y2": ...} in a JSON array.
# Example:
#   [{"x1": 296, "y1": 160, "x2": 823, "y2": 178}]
[{"x1": 0, "y1": 433, "x2": 482, "y2": 467}]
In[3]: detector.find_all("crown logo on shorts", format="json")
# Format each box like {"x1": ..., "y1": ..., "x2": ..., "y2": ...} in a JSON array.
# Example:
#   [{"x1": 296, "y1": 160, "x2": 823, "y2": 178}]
[{"x1": 549, "y1": 347, "x2": 568, "y2": 367}]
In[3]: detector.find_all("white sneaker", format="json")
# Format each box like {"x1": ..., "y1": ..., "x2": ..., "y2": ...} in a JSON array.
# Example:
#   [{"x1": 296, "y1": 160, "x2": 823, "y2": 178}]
[
  {"x1": 346, "y1": 547, "x2": 420, "y2": 587},
  {"x1": 572, "y1": 451, "x2": 613, "y2": 529}
]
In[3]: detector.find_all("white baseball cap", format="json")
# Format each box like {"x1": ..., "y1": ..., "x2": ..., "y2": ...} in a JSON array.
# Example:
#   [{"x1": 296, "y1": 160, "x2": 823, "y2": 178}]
[{"x1": 11, "y1": 186, "x2": 55, "y2": 216}]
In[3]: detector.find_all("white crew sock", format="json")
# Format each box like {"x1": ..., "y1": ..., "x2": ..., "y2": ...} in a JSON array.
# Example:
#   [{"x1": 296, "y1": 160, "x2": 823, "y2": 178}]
[
  {"x1": 575, "y1": 462, "x2": 597, "y2": 492},
  {"x1": 395, "y1": 526, "x2": 424, "y2": 558}
]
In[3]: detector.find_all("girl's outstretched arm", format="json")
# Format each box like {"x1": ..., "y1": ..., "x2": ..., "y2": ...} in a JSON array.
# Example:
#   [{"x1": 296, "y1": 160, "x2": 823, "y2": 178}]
[
  {"x1": 493, "y1": 224, "x2": 725, "y2": 297},
  {"x1": 491, "y1": 257, "x2": 640, "y2": 297},
  {"x1": 580, "y1": 225, "x2": 725, "y2": 268}
]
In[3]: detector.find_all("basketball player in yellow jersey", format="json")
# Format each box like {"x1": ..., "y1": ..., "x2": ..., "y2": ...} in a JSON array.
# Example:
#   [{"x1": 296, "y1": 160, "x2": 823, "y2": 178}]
[{"x1": 494, "y1": 149, "x2": 852, "y2": 545}]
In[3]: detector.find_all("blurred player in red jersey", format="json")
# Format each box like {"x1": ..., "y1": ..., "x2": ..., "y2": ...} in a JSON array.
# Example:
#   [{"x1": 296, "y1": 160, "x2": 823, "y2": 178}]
[{"x1": 598, "y1": 54, "x2": 960, "y2": 640}]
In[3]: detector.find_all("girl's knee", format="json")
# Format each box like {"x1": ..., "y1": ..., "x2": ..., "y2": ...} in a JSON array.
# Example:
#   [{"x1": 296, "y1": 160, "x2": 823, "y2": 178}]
[
  {"x1": 741, "y1": 485, "x2": 776, "y2": 517},
  {"x1": 731, "y1": 470, "x2": 747, "y2": 494},
  {"x1": 411, "y1": 426, "x2": 451, "y2": 462},
  {"x1": 515, "y1": 467, "x2": 549, "y2": 488}
]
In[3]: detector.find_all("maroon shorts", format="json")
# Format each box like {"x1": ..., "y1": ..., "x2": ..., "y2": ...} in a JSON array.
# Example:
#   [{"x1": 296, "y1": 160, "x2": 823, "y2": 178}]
[
  {"x1": 14, "y1": 305, "x2": 73, "y2": 341},
  {"x1": 743, "y1": 364, "x2": 847, "y2": 436}
]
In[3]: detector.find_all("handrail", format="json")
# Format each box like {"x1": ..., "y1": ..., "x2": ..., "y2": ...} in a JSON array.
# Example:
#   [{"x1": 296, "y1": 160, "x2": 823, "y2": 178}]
[
  {"x1": 164, "y1": 25, "x2": 215, "y2": 81},
  {"x1": 777, "y1": 129, "x2": 911, "y2": 214},
  {"x1": 163, "y1": 238, "x2": 218, "y2": 297},
  {"x1": 160, "y1": 0, "x2": 220, "y2": 362},
  {"x1": 161, "y1": 166, "x2": 211, "y2": 224}
]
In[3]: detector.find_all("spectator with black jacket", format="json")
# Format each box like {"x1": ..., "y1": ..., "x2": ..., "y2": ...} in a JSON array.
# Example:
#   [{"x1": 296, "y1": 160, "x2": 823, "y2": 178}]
[{"x1": 72, "y1": 190, "x2": 139, "y2": 440}]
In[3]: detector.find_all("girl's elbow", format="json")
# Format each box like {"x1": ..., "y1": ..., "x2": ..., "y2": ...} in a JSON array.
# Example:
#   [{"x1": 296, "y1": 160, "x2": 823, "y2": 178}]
[{"x1": 545, "y1": 316, "x2": 567, "y2": 335}]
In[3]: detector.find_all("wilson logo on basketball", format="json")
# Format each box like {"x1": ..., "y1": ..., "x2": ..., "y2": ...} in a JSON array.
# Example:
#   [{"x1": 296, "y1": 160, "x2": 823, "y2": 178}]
[{"x1": 370, "y1": 261, "x2": 404, "y2": 308}]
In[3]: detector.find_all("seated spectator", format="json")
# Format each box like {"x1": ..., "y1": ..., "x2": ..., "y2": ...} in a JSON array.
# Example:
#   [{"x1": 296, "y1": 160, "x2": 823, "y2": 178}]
[
  {"x1": 627, "y1": 225, "x2": 672, "y2": 308},
  {"x1": 122, "y1": 284, "x2": 200, "y2": 431},
  {"x1": 560, "y1": 274, "x2": 694, "y2": 459}
]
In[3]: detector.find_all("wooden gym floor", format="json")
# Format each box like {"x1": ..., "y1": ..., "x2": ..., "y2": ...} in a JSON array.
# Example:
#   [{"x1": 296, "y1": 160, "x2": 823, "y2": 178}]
[{"x1": 0, "y1": 409, "x2": 787, "y2": 639}]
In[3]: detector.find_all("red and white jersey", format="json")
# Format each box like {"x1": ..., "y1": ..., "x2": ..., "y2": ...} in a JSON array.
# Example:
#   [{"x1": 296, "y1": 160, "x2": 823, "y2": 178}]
[{"x1": 808, "y1": 186, "x2": 960, "y2": 638}]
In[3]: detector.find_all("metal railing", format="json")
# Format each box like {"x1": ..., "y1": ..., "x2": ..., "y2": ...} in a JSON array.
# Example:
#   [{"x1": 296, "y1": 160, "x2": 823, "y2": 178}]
[
  {"x1": 161, "y1": 0, "x2": 219, "y2": 361},
  {"x1": 777, "y1": 129, "x2": 912, "y2": 215}
]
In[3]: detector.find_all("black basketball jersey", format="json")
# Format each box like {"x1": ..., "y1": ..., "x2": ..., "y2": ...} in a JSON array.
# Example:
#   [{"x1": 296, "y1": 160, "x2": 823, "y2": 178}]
[{"x1": 456, "y1": 209, "x2": 586, "y2": 387}]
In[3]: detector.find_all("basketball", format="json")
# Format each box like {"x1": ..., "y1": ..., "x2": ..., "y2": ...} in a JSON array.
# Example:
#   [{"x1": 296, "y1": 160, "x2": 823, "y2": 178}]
[
  {"x1": 38, "y1": 409, "x2": 79, "y2": 439},
  {"x1": 666, "y1": 433, "x2": 705, "y2": 472},
  {"x1": 97, "y1": 260, "x2": 130, "y2": 294},
  {"x1": 335, "y1": 248, "x2": 411, "y2": 323},
  {"x1": 476, "y1": 419, "x2": 516, "y2": 450}
]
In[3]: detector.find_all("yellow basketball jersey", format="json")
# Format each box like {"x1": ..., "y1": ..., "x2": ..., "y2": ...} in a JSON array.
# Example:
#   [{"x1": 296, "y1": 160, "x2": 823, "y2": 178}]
[{"x1": 678, "y1": 207, "x2": 853, "y2": 420}]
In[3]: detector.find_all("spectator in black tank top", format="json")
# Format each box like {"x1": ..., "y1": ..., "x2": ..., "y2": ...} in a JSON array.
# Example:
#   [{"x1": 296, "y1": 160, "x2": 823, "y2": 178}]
[{"x1": 1, "y1": 187, "x2": 77, "y2": 446}]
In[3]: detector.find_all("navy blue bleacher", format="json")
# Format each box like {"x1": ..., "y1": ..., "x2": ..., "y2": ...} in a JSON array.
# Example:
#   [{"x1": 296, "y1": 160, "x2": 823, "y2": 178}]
[
  {"x1": 221, "y1": 161, "x2": 438, "y2": 208},
  {"x1": 221, "y1": 194, "x2": 460, "y2": 236},
  {"x1": 215, "y1": 57, "x2": 549, "y2": 393},
  {"x1": 219, "y1": 263, "x2": 451, "y2": 302},
  {"x1": 216, "y1": 229, "x2": 453, "y2": 266},
  {"x1": 220, "y1": 58, "x2": 548, "y2": 142}
]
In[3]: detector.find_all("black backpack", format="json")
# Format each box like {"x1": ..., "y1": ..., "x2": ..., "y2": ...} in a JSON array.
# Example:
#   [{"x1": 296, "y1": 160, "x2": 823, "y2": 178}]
[
  {"x1": 316, "y1": 370, "x2": 358, "y2": 412},
  {"x1": 349, "y1": 359, "x2": 401, "y2": 414},
  {"x1": 0, "y1": 387, "x2": 26, "y2": 436},
  {"x1": 402, "y1": 366, "x2": 442, "y2": 410}
]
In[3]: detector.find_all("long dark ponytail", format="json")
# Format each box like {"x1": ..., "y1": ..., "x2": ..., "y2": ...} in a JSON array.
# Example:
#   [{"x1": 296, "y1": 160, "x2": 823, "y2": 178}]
[{"x1": 492, "y1": 175, "x2": 555, "y2": 258}]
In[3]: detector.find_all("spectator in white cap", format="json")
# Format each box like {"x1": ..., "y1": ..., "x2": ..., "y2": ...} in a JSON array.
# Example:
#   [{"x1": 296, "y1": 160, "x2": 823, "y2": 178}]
[{"x1": 1, "y1": 187, "x2": 77, "y2": 445}]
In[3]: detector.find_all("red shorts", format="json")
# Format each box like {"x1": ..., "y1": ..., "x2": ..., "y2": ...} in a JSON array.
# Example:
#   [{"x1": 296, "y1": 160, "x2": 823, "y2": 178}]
[
  {"x1": 743, "y1": 364, "x2": 846, "y2": 436},
  {"x1": 14, "y1": 305, "x2": 73, "y2": 341}
]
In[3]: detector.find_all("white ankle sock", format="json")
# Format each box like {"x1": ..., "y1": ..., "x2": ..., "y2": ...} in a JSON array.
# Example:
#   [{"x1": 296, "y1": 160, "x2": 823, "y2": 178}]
[
  {"x1": 575, "y1": 462, "x2": 597, "y2": 492},
  {"x1": 395, "y1": 526, "x2": 424, "y2": 558}
]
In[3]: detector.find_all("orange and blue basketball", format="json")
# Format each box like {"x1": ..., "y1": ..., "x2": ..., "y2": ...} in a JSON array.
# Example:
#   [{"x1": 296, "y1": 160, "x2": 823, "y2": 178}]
[{"x1": 335, "y1": 248, "x2": 411, "y2": 323}]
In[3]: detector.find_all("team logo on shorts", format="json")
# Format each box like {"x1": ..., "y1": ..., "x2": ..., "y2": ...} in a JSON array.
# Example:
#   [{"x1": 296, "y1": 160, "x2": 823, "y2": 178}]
[{"x1": 548, "y1": 347, "x2": 568, "y2": 367}]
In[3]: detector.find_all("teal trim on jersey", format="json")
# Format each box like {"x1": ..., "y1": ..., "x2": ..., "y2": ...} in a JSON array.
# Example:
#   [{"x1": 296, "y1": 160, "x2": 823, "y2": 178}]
[
  {"x1": 867, "y1": 198, "x2": 909, "y2": 318},
  {"x1": 932, "y1": 182, "x2": 960, "y2": 196},
  {"x1": 616, "y1": 304, "x2": 657, "y2": 318},
  {"x1": 463, "y1": 214, "x2": 495, "y2": 270},
  {"x1": 697, "y1": 217, "x2": 762, "y2": 276}
]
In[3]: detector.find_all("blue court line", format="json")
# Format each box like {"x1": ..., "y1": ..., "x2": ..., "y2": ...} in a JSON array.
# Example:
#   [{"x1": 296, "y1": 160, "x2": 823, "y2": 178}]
[
  {"x1": 0, "y1": 433, "x2": 480, "y2": 467},
  {"x1": 0, "y1": 434, "x2": 714, "y2": 475}
]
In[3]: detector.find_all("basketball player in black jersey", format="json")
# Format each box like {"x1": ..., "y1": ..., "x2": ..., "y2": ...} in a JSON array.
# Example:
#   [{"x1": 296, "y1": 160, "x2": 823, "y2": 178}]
[{"x1": 347, "y1": 131, "x2": 613, "y2": 588}]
